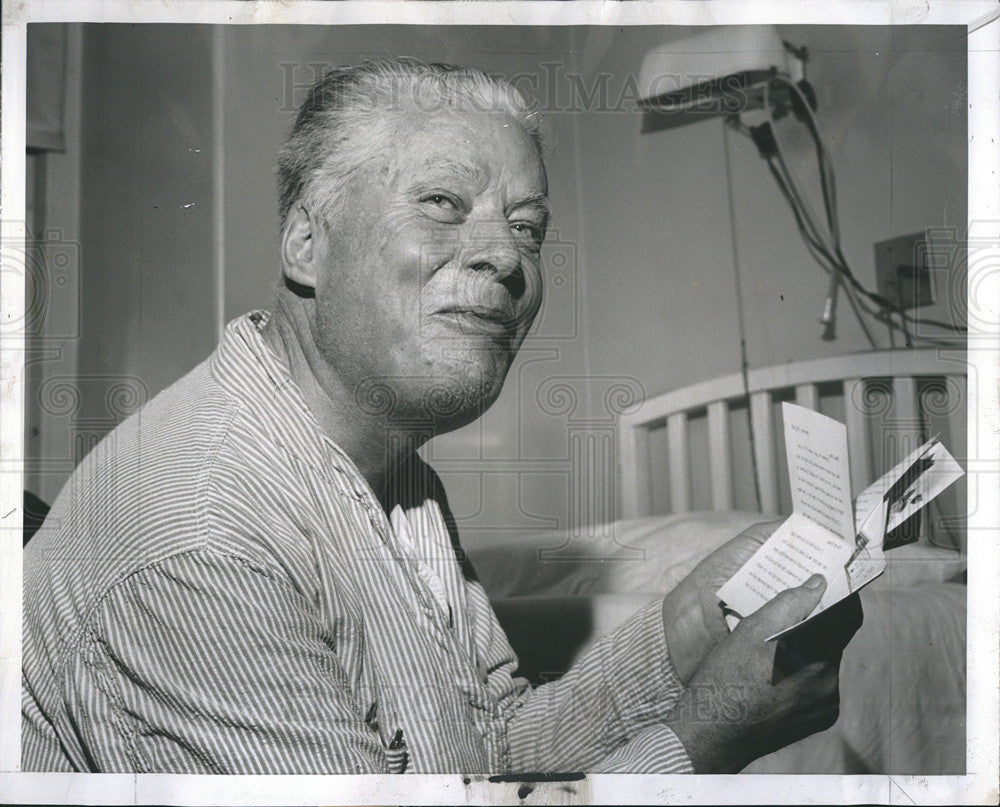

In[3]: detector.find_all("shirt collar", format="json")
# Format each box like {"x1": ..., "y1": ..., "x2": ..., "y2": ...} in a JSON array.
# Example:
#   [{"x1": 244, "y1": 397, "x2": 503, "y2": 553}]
[{"x1": 211, "y1": 310, "x2": 377, "y2": 502}]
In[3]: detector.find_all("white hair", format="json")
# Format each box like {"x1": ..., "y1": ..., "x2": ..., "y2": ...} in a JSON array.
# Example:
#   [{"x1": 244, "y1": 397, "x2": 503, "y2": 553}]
[{"x1": 276, "y1": 57, "x2": 542, "y2": 231}]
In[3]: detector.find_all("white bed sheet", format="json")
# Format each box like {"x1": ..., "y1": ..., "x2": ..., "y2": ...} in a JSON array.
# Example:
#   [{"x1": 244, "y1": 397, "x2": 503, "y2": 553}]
[{"x1": 467, "y1": 511, "x2": 966, "y2": 774}]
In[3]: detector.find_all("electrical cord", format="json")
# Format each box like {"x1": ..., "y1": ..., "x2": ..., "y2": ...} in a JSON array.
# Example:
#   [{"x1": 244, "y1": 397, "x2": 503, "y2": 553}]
[
  {"x1": 768, "y1": 74, "x2": 965, "y2": 336},
  {"x1": 761, "y1": 138, "x2": 957, "y2": 348},
  {"x1": 842, "y1": 278, "x2": 882, "y2": 347},
  {"x1": 732, "y1": 112, "x2": 877, "y2": 348},
  {"x1": 748, "y1": 75, "x2": 966, "y2": 342},
  {"x1": 736, "y1": 101, "x2": 955, "y2": 347},
  {"x1": 770, "y1": 75, "x2": 842, "y2": 245},
  {"x1": 765, "y1": 78, "x2": 836, "y2": 251},
  {"x1": 762, "y1": 78, "x2": 858, "y2": 343},
  {"x1": 761, "y1": 151, "x2": 880, "y2": 347}
]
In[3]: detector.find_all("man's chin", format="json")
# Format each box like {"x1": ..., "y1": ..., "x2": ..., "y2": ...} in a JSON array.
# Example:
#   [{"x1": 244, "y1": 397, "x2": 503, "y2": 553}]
[
  {"x1": 350, "y1": 345, "x2": 513, "y2": 432},
  {"x1": 403, "y1": 355, "x2": 509, "y2": 432},
  {"x1": 419, "y1": 375, "x2": 506, "y2": 432}
]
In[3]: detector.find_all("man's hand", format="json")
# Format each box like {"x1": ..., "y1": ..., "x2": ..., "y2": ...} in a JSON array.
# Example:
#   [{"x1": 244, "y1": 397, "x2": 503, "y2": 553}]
[
  {"x1": 666, "y1": 575, "x2": 850, "y2": 773},
  {"x1": 661, "y1": 520, "x2": 782, "y2": 684}
]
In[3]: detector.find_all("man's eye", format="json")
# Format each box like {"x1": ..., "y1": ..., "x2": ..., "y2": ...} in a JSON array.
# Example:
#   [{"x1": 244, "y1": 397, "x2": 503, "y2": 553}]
[
  {"x1": 510, "y1": 222, "x2": 542, "y2": 242},
  {"x1": 424, "y1": 194, "x2": 458, "y2": 210}
]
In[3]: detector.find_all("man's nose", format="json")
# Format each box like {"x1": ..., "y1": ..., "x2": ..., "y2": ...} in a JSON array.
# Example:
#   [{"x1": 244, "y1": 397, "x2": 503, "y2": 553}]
[{"x1": 463, "y1": 225, "x2": 525, "y2": 298}]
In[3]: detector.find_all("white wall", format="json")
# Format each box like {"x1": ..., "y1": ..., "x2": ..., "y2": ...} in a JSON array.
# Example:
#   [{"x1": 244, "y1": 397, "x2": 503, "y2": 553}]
[
  {"x1": 77, "y1": 24, "x2": 217, "y2": 413},
  {"x1": 29, "y1": 24, "x2": 219, "y2": 502}
]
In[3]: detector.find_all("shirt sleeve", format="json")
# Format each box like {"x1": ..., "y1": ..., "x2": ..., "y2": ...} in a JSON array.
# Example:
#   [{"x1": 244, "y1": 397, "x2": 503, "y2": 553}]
[
  {"x1": 72, "y1": 548, "x2": 388, "y2": 774},
  {"x1": 500, "y1": 598, "x2": 693, "y2": 773}
]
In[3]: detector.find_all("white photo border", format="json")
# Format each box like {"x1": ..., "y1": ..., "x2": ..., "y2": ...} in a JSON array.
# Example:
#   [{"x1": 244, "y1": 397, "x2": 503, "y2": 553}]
[{"x1": 2, "y1": 1, "x2": 997, "y2": 804}]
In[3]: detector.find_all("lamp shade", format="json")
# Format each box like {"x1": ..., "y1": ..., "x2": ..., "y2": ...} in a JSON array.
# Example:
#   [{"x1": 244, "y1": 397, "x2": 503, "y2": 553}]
[{"x1": 637, "y1": 26, "x2": 799, "y2": 132}]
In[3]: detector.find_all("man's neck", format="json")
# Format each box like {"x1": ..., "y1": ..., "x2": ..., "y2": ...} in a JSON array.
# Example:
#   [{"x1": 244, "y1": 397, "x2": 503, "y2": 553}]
[{"x1": 261, "y1": 297, "x2": 423, "y2": 505}]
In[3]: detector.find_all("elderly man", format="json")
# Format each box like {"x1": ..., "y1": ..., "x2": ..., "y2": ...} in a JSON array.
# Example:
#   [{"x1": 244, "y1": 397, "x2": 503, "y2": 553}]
[{"x1": 23, "y1": 59, "x2": 858, "y2": 775}]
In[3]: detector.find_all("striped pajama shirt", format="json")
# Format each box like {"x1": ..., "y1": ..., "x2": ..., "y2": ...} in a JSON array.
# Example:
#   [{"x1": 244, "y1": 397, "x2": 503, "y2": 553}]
[{"x1": 22, "y1": 311, "x2": 693, "y2": 774}]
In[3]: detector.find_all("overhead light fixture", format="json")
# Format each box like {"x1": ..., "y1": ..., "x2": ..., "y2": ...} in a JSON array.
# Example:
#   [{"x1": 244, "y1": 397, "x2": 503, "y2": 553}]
[{"x1": 636, "y1": 25, "x2": 806, "y2": 133}]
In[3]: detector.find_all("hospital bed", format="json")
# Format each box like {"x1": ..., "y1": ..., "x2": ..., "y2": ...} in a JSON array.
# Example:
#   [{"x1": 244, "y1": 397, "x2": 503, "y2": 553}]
[{"x1": 467, "y1": 348, "x2": 967, "y2": 774}]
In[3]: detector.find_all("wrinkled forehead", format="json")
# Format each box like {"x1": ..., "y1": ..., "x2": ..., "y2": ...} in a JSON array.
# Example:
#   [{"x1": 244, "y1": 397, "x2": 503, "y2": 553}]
[{"x1": 377, "y1": 107, "x2": 547, "y2": 192}]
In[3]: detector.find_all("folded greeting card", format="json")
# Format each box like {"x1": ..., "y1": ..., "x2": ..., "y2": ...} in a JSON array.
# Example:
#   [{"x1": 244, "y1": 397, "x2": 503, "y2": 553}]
[{"x1": 716, "y1": 402, "x2": 964, "y2": 640}]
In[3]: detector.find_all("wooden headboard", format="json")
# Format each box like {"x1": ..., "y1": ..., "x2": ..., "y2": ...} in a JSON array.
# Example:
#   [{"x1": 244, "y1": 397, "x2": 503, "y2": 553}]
[{"x1": 618, "y1": 349, "x2": 967, "y2": 547}]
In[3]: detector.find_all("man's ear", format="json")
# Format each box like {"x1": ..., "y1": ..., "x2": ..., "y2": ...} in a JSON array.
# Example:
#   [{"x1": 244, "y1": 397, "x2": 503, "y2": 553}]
[{"x1": 281, "y1": 203, "x2": 321, "y2": 289}]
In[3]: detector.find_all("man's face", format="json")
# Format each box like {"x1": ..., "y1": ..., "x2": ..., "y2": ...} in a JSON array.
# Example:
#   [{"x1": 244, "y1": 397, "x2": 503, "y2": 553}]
[{"x1": 309, "y1": 105, "x2": 548, "y2": 431}]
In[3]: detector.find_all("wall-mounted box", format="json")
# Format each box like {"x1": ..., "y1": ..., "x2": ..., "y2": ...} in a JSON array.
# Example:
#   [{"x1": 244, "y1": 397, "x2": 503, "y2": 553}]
[{"x1": 874, "y1": 231, "x2": 937, "y2": 311}]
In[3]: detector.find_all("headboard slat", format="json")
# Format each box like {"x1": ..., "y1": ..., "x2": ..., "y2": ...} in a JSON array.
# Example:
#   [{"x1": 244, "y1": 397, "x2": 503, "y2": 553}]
[
  {"x1": 843, "y1": 377, "x2": 872, "y2": 497},
  {"x1": 892, "y1": 376, "x2": 921, "y2": 425},
  {"x1": 667, "y1": 412, "x2": 689, "y2": 513},
  {"x1": 947, "y1": 374, "x2": 967, "y2": 458},
  {"x1": 618, "y1": 419, "x2": 650, "y2": 519},
  {"x1": 749, "y1": 391, "x2": 779, "y2": 514},
  {"x1": 795, "y1": 383, "x2": 819, "y2": 411},
  {"x1": 891, "y1": 375, "x2": 927, "y2": 542},
  {"x1": 707, "y1": 401, "x2": 733, "y2": 510}
]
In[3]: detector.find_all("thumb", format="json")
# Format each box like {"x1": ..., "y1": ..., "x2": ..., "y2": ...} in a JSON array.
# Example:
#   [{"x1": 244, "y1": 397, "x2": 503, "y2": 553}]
[{"x1": 743, "y1": 574, "x2": 827, "y2": 639}]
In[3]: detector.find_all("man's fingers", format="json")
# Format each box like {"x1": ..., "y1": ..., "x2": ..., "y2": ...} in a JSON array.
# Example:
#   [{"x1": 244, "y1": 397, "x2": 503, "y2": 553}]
[
  {"x1": 742, "y1": 574, "x2": 827, "y2": 638},
  {"x1": 708, "y1": 519, "x2": 785, "y2": 575},
  {"x1": 839, "y1": 592, "x2": 864, "y2": 638},
  {"x1": 735, "y1": 520, "x2": 784, "y2": 546},
  {"x1": 771, "y1": 590, "x2": 863, "y2": 681},
  {"x1": 782, "y1": 661, "x2": 842, "y2": 724}
]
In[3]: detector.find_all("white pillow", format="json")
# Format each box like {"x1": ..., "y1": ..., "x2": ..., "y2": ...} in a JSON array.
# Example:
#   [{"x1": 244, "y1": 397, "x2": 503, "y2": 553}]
[
  {"x1": 469, "y1": 511, "x2": 764, "y2": 598},
  {"x1": 468, "y1": 511, "x2": 965, "y2": 599}
]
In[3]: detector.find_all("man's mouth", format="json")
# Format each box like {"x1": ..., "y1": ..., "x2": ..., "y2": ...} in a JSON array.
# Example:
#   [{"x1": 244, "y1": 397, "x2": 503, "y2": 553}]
[{"x1": 433, "y1": 306, "x2": 519, "y2": 335}]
